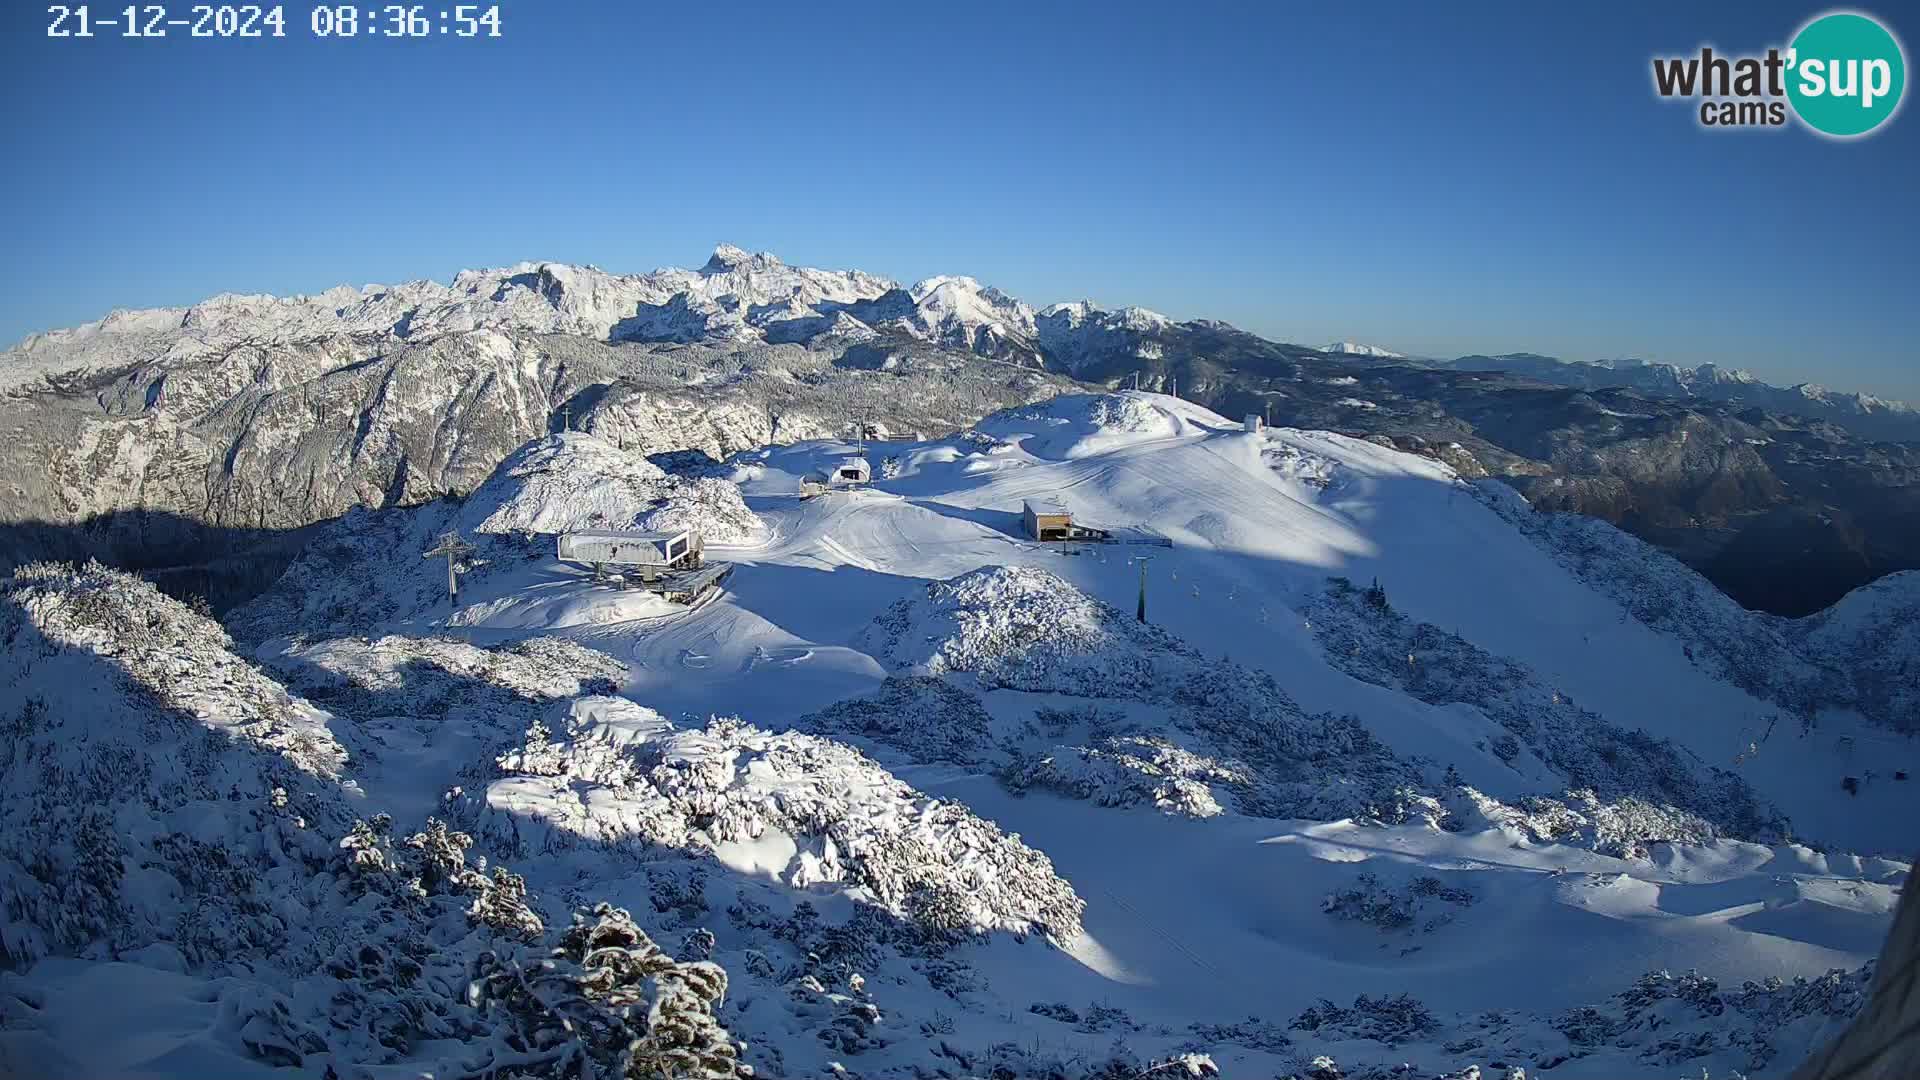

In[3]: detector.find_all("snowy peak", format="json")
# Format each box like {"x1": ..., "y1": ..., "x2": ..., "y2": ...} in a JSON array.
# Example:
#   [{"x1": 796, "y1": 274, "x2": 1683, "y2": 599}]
[
  {"x1": 1324, "y1": 341, "x2": 1405, "y2": 359},
  {"x1": 700, "y1": 243, "x2": 780, "y2": 274},
  {"x1": 1034, "y1": 301, "x2": 1176, "y2": 374}
]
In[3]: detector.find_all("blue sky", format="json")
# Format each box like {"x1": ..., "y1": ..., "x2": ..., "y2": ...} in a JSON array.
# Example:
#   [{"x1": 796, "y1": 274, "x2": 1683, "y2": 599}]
[{"x1": 4, "y1": 2, "x2": 1917, "y2": 398}]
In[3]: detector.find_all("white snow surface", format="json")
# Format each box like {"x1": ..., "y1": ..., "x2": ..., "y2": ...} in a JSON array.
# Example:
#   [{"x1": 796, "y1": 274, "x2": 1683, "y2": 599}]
[{"x1": 6, "y1": 391, "x2": 1918, "y2": 1079}]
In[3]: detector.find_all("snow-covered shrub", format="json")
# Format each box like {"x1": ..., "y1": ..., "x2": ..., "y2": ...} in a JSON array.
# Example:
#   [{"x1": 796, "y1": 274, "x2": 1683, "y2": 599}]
[
  {"x1": 467, "y1": 699, "x2": 1086, "y2": 941},
  {"x1": 1002, "y1": 734, "x2": 1242, "y2": 818},
  {"x1": 468, "y1": 903, "x2": 751, "y2": 1079},
  {"x1": 796, "y1": 675, "x2": 998, "y2": 765},
  {"x1": 1290, "y1": 994, "x2": 1439, "y2": 1046},
  {"x1": 1322, "y1": 872, "x2": 1475, "y2": 933}
]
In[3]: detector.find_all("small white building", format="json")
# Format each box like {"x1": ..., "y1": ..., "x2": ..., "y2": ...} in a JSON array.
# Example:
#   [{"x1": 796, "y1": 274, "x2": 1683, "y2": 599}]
[
  {"x1": 1244, "y1": 414, "x2": 1263, "y2": 433},
  {"x1": 830, "y1": 456, "x2": 872, "y2": 486}
]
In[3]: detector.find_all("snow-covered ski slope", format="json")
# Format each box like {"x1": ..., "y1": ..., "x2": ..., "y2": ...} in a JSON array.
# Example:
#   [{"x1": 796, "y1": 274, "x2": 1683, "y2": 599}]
[
  {"x1": 20, "y1": 392, "x2": 1910, "y2": 1079},
  {"x1": 554, "y1": 393, "x2": 1914, "y2": 850}
]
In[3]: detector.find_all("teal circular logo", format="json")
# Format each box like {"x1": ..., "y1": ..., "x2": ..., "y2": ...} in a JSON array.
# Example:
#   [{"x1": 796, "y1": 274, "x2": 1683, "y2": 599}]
[{"x1": 1787, "y1": 12, "x2": 1907, "y2": 137}]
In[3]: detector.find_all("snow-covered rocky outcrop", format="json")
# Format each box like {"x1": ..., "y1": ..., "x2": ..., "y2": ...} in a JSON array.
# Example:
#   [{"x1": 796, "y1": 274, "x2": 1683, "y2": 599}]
[
  {"x1": 460, "y1": 432, "x2": 762, "y2": 542},
  {"x1": 466, "y1": 698, "x2": 1085, "y2": 942}
]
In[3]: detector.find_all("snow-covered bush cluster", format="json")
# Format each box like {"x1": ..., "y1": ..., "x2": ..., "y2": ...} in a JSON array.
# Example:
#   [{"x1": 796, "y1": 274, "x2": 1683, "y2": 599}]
[
  {"x1": 0, "y1": 562, "x2": 753, "y2": 1078},
  {"x1": 466, "y1": 698, "x2": 1086, "y2": 942},
  {"x1": 462, "y1": 432, "x2": 762, "y2": 543},
  {"x1": 1321, "y1": 871, "x2": 1476, "y2": 934},
  {"x1": 866, "y1": 564, "x2": 1192, "y2": 696},
  {"x1": 1308, "y1": 575, "x2": 1789, "y2": 854},
  {"x1": 269, "y1": 632, "x2": 626, "y2": 720},
  {"x1": 1290, "y1": 993, "x2": 1439, "y2": 1047},
  {"x1": 796, "y1": 675, "x2": 1000, "y2": 765},
  {"x1": 1243, "y1": 959, "x2": 1870, "y2": 1079},
  {"x1": 863, "y1": 566, "x2": 1439, "y2": 824},
  {"x1": 1455, "y1": 787, "x2": 1751, "y2": 859},
  {"x1": 1002, "y1": 733, "x2": 1244, "y2": 818},
  {"x1": 467, "y1": 901, "x2": 752, "y2": 1079}
]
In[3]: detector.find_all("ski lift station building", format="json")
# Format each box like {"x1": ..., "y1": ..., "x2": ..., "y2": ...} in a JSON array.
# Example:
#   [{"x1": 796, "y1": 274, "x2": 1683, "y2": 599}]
[
  {"x1": 830, "y1": 456, "x2": 872, "y2": 486},
  {"x1": 1023, "y1": 499, "x2": 1074, "y2": 540},
  {"x1": 556, "y1": 528, "x2": 704, "y2": 573},
  {"x1": 1023, "y1": 499, "x2": 1116, "y2": 542}
]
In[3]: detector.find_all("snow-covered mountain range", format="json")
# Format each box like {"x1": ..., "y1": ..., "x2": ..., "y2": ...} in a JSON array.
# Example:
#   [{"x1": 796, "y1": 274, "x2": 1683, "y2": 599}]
[
  {"x1": 4, "y1": 245, "x2": 1917, "y2": 624},
  {"x1": 0, "y1": 245, "x2": 1186, "y2": 391},
  {"x1": 4, "y1": 388, "x2": 1914, "y2": 1078},
  {"x1": 1432, "y1": 353, "x2": 1920, "y2": 442}
]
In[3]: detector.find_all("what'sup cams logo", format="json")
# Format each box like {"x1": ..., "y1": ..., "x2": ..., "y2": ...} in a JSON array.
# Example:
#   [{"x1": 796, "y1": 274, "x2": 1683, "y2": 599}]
[{"x1": 1653, "y1": 10, "x2": 1906, "y2": 137}]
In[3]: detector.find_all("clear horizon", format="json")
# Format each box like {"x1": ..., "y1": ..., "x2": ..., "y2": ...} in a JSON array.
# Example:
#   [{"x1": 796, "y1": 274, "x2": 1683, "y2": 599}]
[{"x1": 4, "y1": 1, "x2": 1917, "y2": 400}]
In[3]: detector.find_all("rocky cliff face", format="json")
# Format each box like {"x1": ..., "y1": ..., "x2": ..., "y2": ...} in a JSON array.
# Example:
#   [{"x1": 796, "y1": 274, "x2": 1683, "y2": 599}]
[{"x1": 0, "y1": 328, "x2": 1067, "y2": 576}]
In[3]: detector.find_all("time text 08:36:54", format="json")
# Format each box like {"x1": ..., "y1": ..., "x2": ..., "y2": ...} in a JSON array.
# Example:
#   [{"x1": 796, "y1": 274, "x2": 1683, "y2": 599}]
[{"x1": 46, "y1": 5, "x2": 503, "y2": 39}]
